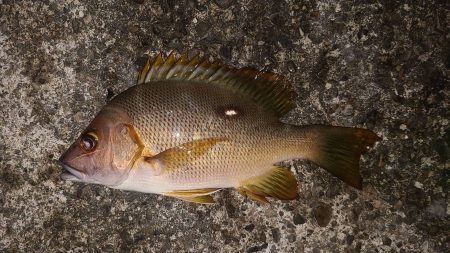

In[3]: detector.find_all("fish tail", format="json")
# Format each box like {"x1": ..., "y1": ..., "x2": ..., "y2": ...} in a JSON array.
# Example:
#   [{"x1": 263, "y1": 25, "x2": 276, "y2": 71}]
[{"x1": 303, "y1": 125, "x2": 380, "y2": 189}]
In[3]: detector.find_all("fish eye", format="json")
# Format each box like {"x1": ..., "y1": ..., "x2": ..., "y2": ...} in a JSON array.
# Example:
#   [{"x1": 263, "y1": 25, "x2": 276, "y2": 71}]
[{"x1": 80, "y1": 130, "x2": 98, "y2": 152}]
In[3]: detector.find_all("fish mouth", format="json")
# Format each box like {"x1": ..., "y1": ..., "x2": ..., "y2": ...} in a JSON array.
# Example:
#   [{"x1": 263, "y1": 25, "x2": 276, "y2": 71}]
[{"x1": 60, "y1": 163, "x2": 84, "y2": 182}]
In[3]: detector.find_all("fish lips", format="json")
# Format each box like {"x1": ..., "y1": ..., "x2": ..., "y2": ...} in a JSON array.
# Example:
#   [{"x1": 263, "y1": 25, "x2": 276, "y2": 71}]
[{"x1": 60, "y1": 163, "x2": 84, "y2": 182}]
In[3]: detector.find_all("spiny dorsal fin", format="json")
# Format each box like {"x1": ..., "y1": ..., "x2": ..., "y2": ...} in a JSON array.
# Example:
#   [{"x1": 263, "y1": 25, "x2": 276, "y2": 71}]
[{"x1": 137, "y1": 51, "x2": 296, "y2": 117}]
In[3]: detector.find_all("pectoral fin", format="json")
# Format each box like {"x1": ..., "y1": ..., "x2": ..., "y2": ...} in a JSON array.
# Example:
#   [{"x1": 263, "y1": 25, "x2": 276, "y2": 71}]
[
  {"x1": 140, "y1": 137, "x2": 227, "y2": 174},
  {"x1": 237, "y1": 166, "x2": 298, "y2": 204}
]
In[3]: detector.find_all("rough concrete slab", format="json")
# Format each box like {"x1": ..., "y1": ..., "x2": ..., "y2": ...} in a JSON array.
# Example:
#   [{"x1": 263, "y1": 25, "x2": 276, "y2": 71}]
[{"x1": 0, "y1": 0, "x2": 448, "y2": 252}]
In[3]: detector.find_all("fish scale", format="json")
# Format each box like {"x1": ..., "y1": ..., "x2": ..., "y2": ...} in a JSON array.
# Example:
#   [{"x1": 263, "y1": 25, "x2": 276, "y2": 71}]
[
  {"x1": 110, "y1": 81, "x2": 286, "y2": 187},
  {"x1": 59, "y1": 52, "x2": 380, "y2": 204}
]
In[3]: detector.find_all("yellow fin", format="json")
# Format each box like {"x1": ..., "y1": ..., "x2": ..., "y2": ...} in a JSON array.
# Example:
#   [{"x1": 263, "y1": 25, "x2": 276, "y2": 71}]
[
  {"x1": 137, "y1": 51, "x2": 296, "y2": 117},
  {"x1": 163, "y1": 188, "x2": 221, "y2": 197},
  {"x1": 237, "y1": 187, "x2": 270, "y2": 204},
  {"x1": 173, "y1": 195, "x2": 215, "y2": 204},
  {"x1": 143, "y1": 137, "x2": 227, "y2": 173},
  {"x1": 238, "y1": 166, "x2": 298, "y2": 203},
  {"x1": 163, "y1": 188, "x2": 220, "y2": 204}
]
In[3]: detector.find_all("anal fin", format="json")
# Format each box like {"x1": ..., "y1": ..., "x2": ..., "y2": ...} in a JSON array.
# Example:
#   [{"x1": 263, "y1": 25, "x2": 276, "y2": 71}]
[
  {"x1": 237, "y1": 187, "x2": 270, "y2": 204},
  {"x1": 237, "y1": 166, "x2": 298, "y2": 203}
]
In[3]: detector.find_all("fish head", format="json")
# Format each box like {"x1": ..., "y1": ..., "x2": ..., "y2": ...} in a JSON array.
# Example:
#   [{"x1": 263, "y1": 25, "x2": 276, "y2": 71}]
[{"x1": 59, "y1": 107, "x2": 139, "y2": 186}]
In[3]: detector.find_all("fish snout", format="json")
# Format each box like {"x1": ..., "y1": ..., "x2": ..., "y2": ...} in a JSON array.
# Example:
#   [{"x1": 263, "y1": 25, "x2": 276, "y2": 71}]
[
  {"x1": 58, "y1": 143, "x2": 87, "y2": 181},
  {"x1": 60, "y1": 162, "x2": 85, "y2": 182}
]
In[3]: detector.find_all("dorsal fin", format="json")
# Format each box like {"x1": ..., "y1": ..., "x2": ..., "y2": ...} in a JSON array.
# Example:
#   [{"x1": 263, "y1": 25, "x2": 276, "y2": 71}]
[{"x1": 137, "y1": 51, "x2": 296, "y2": 117}]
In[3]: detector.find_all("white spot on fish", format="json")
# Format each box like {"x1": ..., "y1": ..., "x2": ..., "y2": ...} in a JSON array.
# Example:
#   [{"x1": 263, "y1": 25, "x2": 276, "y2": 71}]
[
  {"x1": 225, "y1": 109, "x2": 238, "y2": 116},
  {"x1": 216, "y1": 106, "x2": 242, "y2": 118}
]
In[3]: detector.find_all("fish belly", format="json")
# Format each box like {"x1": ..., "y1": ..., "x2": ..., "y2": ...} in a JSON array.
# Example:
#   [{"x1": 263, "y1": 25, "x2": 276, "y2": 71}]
[{"x1": 126, "y1": 126, "x2": 310, "y2": 193}]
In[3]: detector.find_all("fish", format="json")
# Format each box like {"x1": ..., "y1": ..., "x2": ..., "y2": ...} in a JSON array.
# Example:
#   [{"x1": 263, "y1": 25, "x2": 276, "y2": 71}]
[{"x1": 59, "y1": 51, "x2": 380, "y2": 204}]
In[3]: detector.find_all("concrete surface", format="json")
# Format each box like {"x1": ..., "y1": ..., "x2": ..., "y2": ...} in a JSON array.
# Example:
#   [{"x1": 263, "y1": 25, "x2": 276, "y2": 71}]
[{"x1": 0, "y1": 0, "x2": 449, "y2": 252}]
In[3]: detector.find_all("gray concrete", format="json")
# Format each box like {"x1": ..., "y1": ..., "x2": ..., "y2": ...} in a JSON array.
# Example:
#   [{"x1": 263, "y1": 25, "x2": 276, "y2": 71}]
[{"x1": 0, "y1": 0, "x2": 448, "y2": 252}]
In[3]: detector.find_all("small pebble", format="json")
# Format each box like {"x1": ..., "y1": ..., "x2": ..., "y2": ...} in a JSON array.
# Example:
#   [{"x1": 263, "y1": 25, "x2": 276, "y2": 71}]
[
  {"x1": 342, "y1": 104, "x2": 354, "y2": 116},
  {"x1": 414, "y1": 181, "x2": 423, "y2": 189},
  {"x1": 394, "y1": 200, "x2": 402, "y2": 210}
]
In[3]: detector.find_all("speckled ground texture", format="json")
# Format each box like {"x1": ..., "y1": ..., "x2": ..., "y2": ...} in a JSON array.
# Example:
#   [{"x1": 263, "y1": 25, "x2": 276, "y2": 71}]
[{"x1": 1, "y1": 0, "x2": 449, "y2": 252}]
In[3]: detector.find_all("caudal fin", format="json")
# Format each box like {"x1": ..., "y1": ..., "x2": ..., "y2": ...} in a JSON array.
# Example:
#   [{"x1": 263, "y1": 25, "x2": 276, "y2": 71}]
[{"x1": 307, "y1": 125, "x2": 380, "y2": 189}]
